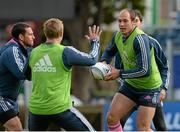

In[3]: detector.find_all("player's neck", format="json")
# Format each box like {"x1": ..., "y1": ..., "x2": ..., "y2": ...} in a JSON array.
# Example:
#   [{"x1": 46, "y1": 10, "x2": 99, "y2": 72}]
[{"x1": 46, "y1": 37, "x2": 62, "y2": 44}]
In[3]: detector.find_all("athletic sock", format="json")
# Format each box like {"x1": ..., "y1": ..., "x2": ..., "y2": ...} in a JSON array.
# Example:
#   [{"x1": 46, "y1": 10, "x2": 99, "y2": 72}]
[{"x1": 108, "y1": 121, "x2": 123, "y2": 131}]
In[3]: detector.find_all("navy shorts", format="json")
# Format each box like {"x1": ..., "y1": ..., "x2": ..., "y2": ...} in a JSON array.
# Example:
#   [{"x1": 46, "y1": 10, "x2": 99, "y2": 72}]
[
  {"x1": 28, "y1": 107, "x2": 94, "y2": 131},
  {"x1": 118, "y1": 82, "x2": 160, "y2": 107},
  {"x1": 0, "y1": 97, "x2": 19, "y2": 124}
]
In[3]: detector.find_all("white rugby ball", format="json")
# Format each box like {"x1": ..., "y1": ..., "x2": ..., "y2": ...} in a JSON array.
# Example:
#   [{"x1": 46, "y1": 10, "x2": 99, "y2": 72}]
[{"x1": 90, "y1": 62, "x2": 111, "y2": 80}]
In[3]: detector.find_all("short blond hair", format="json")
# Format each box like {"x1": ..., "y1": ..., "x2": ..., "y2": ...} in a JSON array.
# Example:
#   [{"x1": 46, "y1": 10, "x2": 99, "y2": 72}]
[
  {"x1": 120, "y1": 8, "x2": 136, "y2": 21},
  {"x1": 43, "y1": 18, "x2": 64, "y2": 39}
]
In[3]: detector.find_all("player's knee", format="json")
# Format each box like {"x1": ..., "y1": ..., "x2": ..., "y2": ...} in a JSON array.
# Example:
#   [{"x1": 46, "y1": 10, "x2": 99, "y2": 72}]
[
  {"x1": 4, "y1": 120, "x2": 23, "y2": 131},
  {"x1": 7, "y1": 123, "x2": 22, "y2": 131},
  {"x1": 137, "y1": 122, "x2": 151, "y2": 131},
  {"x1": 107, "y1": 113, "x2": 118, "y2": 125}
]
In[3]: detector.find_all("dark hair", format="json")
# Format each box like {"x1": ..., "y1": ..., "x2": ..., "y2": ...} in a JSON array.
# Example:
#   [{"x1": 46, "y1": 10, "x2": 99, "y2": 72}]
[
  {"x1": 134, "y1": 9, "x2": 143, "y2": 22},
  {"x1": 11, "y1": 22, "x2": 31, "y2": 40}
]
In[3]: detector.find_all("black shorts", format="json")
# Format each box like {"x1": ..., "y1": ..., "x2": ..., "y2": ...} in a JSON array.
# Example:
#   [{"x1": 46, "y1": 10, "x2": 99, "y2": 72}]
[
  {"x1": 28, "y1": 107, "x2": 94, "y2": 131},
  {"x1": 0, "y1": 97, "x2": 19, "y2": 124},
  {"x1": 118, "y1": 82, "x2": 160, "y2": 107}
]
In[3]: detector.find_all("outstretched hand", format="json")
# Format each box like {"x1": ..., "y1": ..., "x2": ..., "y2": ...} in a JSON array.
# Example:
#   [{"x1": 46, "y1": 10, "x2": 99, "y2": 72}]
[{"x1": 85, "y1": 25, "x2": 102, "y2": 41}]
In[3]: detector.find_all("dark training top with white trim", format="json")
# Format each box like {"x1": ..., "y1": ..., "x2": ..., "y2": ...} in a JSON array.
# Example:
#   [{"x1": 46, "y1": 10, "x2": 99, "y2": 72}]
[
  {"x1": 62, "y1": 39, "x2": 100, "y2": 69},
  {"x1": 0, "y1": 38, "x2": 29, "y2": 101},
  {"x1": 101, "y1": 31, "x2": 169, "y2": 90}
]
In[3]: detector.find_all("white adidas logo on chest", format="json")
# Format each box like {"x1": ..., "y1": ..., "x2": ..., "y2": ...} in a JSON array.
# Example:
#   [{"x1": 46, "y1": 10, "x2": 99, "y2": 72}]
[{"x1": 33, "y1": 54, "x2": 56, "y2": 72}]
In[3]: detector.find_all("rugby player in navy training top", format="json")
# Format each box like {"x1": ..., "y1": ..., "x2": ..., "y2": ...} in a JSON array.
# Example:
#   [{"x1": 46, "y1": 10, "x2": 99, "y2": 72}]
[{"x1": 0, "y1": 22, "x2": 35, "y2": 131}]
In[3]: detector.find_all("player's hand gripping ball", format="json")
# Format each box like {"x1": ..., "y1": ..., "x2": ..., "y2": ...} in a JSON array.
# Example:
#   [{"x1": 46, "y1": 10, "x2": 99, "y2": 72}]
[{"x1": 90, "y1": 62, "x2": 111, "y2": 80}]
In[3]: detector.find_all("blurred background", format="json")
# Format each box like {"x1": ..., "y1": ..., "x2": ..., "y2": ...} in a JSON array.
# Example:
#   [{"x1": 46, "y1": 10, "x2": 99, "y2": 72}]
[{"x1": 0, "y1": 0, "x2": 180, "y2": 131}]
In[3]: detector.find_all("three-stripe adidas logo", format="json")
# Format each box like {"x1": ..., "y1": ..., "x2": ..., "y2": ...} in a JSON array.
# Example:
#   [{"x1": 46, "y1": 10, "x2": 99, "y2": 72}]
[{"x1": 33, "y1": 54, "x2": 56, "y2": 72}]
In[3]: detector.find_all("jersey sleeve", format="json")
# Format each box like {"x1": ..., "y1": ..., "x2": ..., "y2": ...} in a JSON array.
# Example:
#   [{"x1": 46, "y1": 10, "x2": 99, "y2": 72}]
[
  {"x1": 62, "y1": 39, "x2": 100, "y2": 69},
  {"x1": 120, "y1": 34, "x2": 151, "y2": 79},
  {"x1": 2, "y1": 46, "x2": 27, "y2": 79},
  {"x1": 100, "y1": 32, "x2": 118, "y2": 63},
  {"x1": 115, "y1": 53, "x2": 123, "y2": 69},
  {"x1": 151, "y1": 38, "x2": 170, "y2": 90}
]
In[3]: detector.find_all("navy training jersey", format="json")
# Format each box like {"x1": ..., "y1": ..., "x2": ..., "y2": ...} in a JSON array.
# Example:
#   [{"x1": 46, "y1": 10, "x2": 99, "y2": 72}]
[
  {"x1": 62, "y1": 39, "x2": 100, "y2": 69},
  {"x1": 103, "y1": 32, "x2": 169, "y2": 90},
  {"x1": 101, "y1": 32, "x2": 151, "y2": 78},
  {"x1": 0, "y1": 38, "x2": 29, "y2": 101}
]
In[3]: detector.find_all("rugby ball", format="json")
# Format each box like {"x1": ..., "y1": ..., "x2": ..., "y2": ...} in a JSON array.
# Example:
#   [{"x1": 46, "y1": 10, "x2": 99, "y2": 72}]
[{"x1": 90, "y1": 62, "x2": 111, "y2": 80}]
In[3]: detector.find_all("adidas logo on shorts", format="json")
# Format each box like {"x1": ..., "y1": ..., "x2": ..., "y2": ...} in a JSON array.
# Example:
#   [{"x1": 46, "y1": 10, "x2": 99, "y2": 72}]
[{"x1": 33, "y1": 54, "x2": 56, "y2": 72}]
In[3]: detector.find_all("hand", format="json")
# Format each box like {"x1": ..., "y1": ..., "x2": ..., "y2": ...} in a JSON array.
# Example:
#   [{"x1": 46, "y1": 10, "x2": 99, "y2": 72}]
[
  {"x1": 85, "y1": 25, "x2": 102, "y2": 41},
  {"x1": 159, "y1": 89, "x2": 167, "y2": 101},
  {"x1": 104, "y1": 65, "x2": 120, "y2": 81}
]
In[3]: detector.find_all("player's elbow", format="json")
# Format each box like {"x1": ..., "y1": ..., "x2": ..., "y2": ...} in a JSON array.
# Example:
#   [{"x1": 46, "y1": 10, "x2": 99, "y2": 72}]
[
  {"x1": 17, "y1": 75, "x2": 26, "y2": 80},
  {"x1": 142, "y1": 67, "x2": 150, "y2": 77},
  {"x1": 88, "y1": 59, "x2": 97, "y2": 66},
  {"x1": 89, "y1": 55, "x2": 99, "y2": 65},
  {"x1": 15, "y1": 71, "x2": 26, "y2": 80}
]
